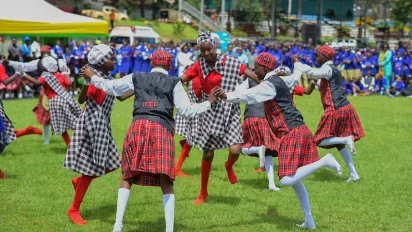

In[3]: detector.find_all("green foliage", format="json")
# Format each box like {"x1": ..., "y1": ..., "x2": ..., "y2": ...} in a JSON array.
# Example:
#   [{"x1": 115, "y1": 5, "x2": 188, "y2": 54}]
[
  {"x1": 172, "y1": 21, "x2": 186, "y2": 36},
  {"x1": 231, "y1": 29, "x2": 247, "y2": 37},
  {"x1": 390, "y1": 0, "x2": 412, "y2": 32}
]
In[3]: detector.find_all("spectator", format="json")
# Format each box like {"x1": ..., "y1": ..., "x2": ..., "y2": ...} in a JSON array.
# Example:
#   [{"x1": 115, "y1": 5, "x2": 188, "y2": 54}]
[
  {"x1": 110, "y1": 10, "x2": 116, "y2": 30},
  {"x1": 392, "y1": 51, "x2": 406, "y2": 79},
  {"x1": 401, "y1": 78, "x2": 412, "y2": 97},
  {"x1": 177, "y1": 45, "x2": 193, "y2": 77},
  {"x1": 389, "y1": 75, "x2": 405, "y2": 97},
  {"x1": 361, "y1": 51, "x2": 377, "y2": 77},
  {"x1": 247, "y1": 46, "x2": 258, "y2": 70},
  {"x1": 342, "y1": 48, "x2": 355, "y2": 80},
  {"x1": 118, "y1": 39, "x2": 133, "y2": 77},
  {"x1": 378, "y1": 43, "x2": 393, "y2": 91},
  {"x1": 234, "y1": 47, "x2": 249, "y2": 64},
  {"x1": 352, "y1": 76, "x2": 366, "y2": 96},
  {"x1": 374, "y1": 73, "x2": 388, "y2": 95},
  {"x1": 20, "y1": 36, "x2": 32, "y2": 62},
  {"x1": 342, "y1": 79, "x2": 354, "y2": 95},
  {"x1": 361, "y1": 70, "x2": 375, "y2": 92},
  {"x1": 8, "y1": 37, "x2": 21, "y2": 61},
  {"x1": 31, "y1": 37, "x2": 41, "y2": 59},
  {"x1": 52, "y1": 39, "x2": 64, "y2": 59},
  {"x1": 68, "y1": 38, "x2": 75, "y2": 51},
  {"x1": 0, "y1": 36, "x2": 9, "y2": 58}
]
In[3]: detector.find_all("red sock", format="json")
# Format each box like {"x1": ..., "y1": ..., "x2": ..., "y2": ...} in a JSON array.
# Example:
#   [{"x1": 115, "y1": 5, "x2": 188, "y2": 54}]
[
  {"x1": 194, "y1": 159, "x2": 212, "y2": 205},
  {"x1": 0, "y1": 169, "x2": 5, "y2": 179},
  {"x1": 68, "y1": 175, "x2": 93, "y2": 224},
  {"x1": 176, "y1": 143, "x2": 192, "y2": 176},
  {"x1": 179, "y1": 139, "x2": 186, "y2": 149},
  {"x1": 62, "y1": 131, "x2": 71, "y2": 147},
  {"x1": 225, "y1": 154, "x2": 238, "y2": 184},
  {"x1": 15, "y1": 126, "x2": 43, "y2": 138},
  {"x1": 72, "y1": 170, "x2": 114, "y2": 191}
]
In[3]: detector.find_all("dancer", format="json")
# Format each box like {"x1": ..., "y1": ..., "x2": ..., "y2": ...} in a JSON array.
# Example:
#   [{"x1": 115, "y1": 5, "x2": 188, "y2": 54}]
[
  {"x1": 32, "y1": 87, "x2": 51, "y2": 144},
  {"x1": 297, "y1": 45, "x2": 365, "y2": 182},
  {"x1": 81, "y1": 50, "x2": 216, "y2": 232},
  {"x1": 174, "y1": 75, "x2": 202, "y2": 177},
  {"x1": 4, "y1": 56, "x2": 82, "y2": 147},
  {"x1": 64, "y1": 44, "x2": 132, "y2": 225},
  {"x1": 180, "y1": 32, "x2": 259, "y2": 204},
  {"x1": 213, "y1": 52, "x2": 342, "y2": 230}
]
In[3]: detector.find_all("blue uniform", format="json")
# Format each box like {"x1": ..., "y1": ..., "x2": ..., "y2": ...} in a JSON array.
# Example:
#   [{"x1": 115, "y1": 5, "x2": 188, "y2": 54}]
[
  {"x1": 53, "y1": 45, "x2": 64, "y2": 58},
  {"x1": 342, "y1": 53, "x2": 355, "y2": 70},
  {"x1": 168, "y1": 47, "x2": 178, "y2": 76},
  {"x1": 133, "y1": 45, "x2": 144, "y2": 72},
  {"x1": 392, "y1": 56, "x2": 406, "y2": 77},
  {"x1": 141, "y1": 47, "x2": 154, "y2": 72},
  {"x1": 119, "y1": 45, "x2": 133, "y2": 74},
  {"x1": 361, "y1": 56, "x2": 377, "y2": 76}
]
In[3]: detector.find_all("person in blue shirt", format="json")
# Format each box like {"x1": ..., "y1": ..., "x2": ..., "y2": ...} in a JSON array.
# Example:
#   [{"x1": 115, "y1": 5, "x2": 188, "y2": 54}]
[
  {"x1": 389, "y1": 75, "x2": 405, "y2": 96},
  {"x1": 392, "y1": 52, "x2": 406, "y2": 78},
  {"x1": 361, "y1": 51, "x2": 378, "y2": 76},
  {"x1": 256, "y1": 41, "x2": 266, "y2": 54},
  {"x1": 333, "y1": 47, "x2": 345, "y2": 67},
  {"x1": 342, "y1": 49, "x2": 356, "y2": 80},
  {"x1": 64, "y1": 47, "x2": 72, "y2": 63},
  {"x1": 342, "y1": 79, "x2": 354, "y2": 95},
  {"x1": 281, "y1": 47, "x2": 293, "y2": 71},
  {"x1": 132, "y1": 41, "x2": 143, "y2": 72},
  {"x1": 118, "y1": 39, "x2": 133, "y2": 77},
  {"x1": 352, "y1": 76, "x2": 366, "y2": 96},
  {"x1": 20, "y1": 36, "x2": 32, "y2": 62},
  {"x1": 298, "y1": 44, "x2": 308, "y2": 63},
  {"x1": 167, "y1": 43, "x2": 178, "y2": 76},
  {"x1": 52, "y1": 39, "x2": 64, "y2": 59},
  {"x1": 271, "y1": 44, "x2": 282, "y2": 68},
  {"x1": 141, "y1": 43, "x2": 154, "y2": 72},
  {"x1": 291, "y1": 41, "x2": 301, "y2": 55},
  {"x1": 405, "y1": 52, "x2": 412, "y2": 79},
  {"x1": 374, "y1": 73, "x2": 388, "y2": 95}
]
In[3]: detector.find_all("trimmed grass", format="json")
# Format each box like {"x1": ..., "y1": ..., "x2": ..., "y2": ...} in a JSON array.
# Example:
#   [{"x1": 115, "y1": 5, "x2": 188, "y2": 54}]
[
  {"x1": 114, "y1": 19, "x2": 199, "y2": 42},
  {"x1": 1, "y1": 92, "x2": 412, "y2": 231}
]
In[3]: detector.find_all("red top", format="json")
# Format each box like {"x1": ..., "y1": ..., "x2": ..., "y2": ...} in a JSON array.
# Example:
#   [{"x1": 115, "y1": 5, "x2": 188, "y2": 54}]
[
  {"x1": 184, "y1": 56, "x2": 247, "y2": 94},
  {"x1": 87, "y1": 85, "x2": 107, "y2": 106},
  {"x1": 191, "y1": 76, "x2": 202, "y2": 100},
  {"x1": 0, "y1": 64, "x2": 8, "y2": 82},
  {"x1": 39, "y1": 73, "x2": 71, "y2": 99}
]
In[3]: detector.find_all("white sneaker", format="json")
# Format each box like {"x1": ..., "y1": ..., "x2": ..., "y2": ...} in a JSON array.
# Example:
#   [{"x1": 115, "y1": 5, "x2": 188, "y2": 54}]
[
  {"x1": 5, "y1": 93, "x2": 9, "y2": 99},
  {"x1": 18, "y1": 93, "x2": 23, "y2": 99}
]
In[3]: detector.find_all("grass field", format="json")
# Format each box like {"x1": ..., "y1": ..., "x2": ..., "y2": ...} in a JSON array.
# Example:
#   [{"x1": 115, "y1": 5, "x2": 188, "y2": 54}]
[{"x1": 1, "y1": 92, "x2": 412, "y2": 232}]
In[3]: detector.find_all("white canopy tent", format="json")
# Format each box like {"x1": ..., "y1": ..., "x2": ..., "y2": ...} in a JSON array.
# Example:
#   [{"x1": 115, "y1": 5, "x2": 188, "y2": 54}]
[{"x1": 0, "y1": 0, "x2": 109, "y2": 37}]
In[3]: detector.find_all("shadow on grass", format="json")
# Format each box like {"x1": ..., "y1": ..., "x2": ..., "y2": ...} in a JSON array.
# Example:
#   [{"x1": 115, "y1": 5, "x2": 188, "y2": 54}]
[
  {"x1": 179, "y1": 167, "x2": 200, "y2": 176},
  {"x1": 206, "y1": 195, "x2": 241, "y2": 206},
  {"x1": 126, "y1": 218, "x2": 190, "y2": 232},
  {"x1": 310, "y1": 169, "x2": 343, "y2": 182},
  {"x1": 50, "y1": 146, "x2": 69, "y2": 155},
  {"x1": 82, "y1": 204, "x2": 117, "y2": 221},
  {"x1": 239, "y1": 177, "x2": 267, "y2": 190}
]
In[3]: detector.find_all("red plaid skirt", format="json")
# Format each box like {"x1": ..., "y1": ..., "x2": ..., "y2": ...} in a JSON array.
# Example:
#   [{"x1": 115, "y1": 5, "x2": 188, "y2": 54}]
[
  {"x1": 278, "y1": 125, "x2": 319, "y2": 177},
  {"x1": 314, "y1": 104, "x2": 365, "y2": 149},
  {"x1": 32, "y1": 90, "x2": 50, "y2": 126},
  {"x1": 122, "y1": 119, "x2": 175, "y2": 186},
  {"x1": 242, "y1": 117, "x2": 280, "y2": 153}
]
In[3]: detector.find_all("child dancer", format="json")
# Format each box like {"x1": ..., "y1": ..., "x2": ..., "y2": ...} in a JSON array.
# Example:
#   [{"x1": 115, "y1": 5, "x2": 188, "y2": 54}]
[
  {"x1": 64, "y1": 44, "x2": 132, "y2": 224},
  {"x1": 32, "y1": 87, "x2": 51, "y2": 144},
  {"x1": 214, "y1": 52, "x2": 342, "y2": 229},
  {"x1": 5, "y1": 57, "x2": 82, "y2": 147},
  {"x1": 81, "y1": 50, "x2": 216, "y2": 232},
  {"x1": 180, "y1": 32, "x2": 259, "y2": 204},
  {"x1": 298, "y1": 45, "x2": 365, "y2": 182}
]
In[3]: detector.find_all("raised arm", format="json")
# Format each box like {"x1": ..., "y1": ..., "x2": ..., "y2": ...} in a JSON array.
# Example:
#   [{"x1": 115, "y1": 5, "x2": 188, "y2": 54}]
[
  {"x1": 22, "y1": 73, "x2": 42, "y2": 86},
  {"x1": 7, "y1": 59, "x2": 40, "y2": 73},
  {"x1": 116, "y1": 90, "x2": 134, "y2": 101},
  {"x1": 3, "y1": 73, "x2": 20, "y2": 85},
  {"x1": 81, "y1": 66, "x2": 133, "y2": 96},
  {"x1": 215, "y1": 81, "x2": 276, "y2": 104},
  {"x1": 243, "y1": 68, "x2": 260, "y2": 84}
]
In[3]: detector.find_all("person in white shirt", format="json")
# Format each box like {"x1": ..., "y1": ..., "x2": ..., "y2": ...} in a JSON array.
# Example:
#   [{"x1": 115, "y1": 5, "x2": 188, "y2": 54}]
[
  {"x1": 31, "y1": 37, "x2": 41, "y2": 59},
  {"x1": 361, "y1": 70, "x2": 375, "y2": 93},
  {"x1": 212, "y1": 52, "x2": 342, "y2": 230},
  {"x1": 176, "y1": 45, "x2": 193, "y2": 77},
  {"x1": 296, "y1": 45, "x2": 365, "y2": 183},
  {"x1": 80, "y1": 50, "x2": 217, "y2": 232}
]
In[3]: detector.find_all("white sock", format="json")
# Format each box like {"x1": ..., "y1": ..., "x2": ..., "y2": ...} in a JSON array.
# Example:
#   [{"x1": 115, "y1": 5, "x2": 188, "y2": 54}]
[
  {"x1": 293, "y1": 181, "x2": 316, "y2": 229},
  {"x1": 319, "y1": 136, "x2": 349, "y2": 146},
  {"x1": 241, "y1": 147, "x2": 259, "y2": 155},
  {"x1": 43, "y1": 125, "x2": 50, "y2": 144},
  {"x1": 280, "y1": 154, "x2": 340, "y2": 186},
  {"x1": 113, "y1": 188, "x2": 130, "y2": 232},
  {"x1": 264, "y1": 156, "x2": 279, "y2": 191},
  {"x1": 339, "y1": 147, "x2": 359, "y2": 180},
  {"x1": 163, "y1": 194, "x2": 175, "y2": 232}
]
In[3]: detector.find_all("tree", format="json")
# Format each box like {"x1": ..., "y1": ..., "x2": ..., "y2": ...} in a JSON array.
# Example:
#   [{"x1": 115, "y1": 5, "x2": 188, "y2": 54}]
[{"x1": 390, "y1": 0, "x2": 412, "y2": 35}]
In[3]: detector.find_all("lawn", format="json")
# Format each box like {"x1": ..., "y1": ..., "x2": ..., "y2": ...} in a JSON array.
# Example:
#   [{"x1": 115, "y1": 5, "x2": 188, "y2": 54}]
[
  {"x1": 114, "y1": 19, "x2": 199, "y2": 42},
  {"x1": 1, "y1": 92, "x2": 412, "y2": 232}
]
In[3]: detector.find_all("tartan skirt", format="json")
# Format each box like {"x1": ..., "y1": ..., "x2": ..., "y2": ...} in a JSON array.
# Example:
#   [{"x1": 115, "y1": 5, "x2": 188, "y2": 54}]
[
  {"x1": 122, "y1": 119, "x2": 175, "y2": 186},
  {"x1": 278, "y1": 125, "x2": 319, "y2": 177},
  {"x1": 314, "y1": 104, "x2": 365, "y2": 149},
  {"x1": 32, "y1": 90, "x2": 50, "y2": 126},
  {"x1": 49, "y1": 96, "x2": 79, "y2": 135},
  {"x1": 242, "y1": 117, "x2": 280, "y2": 152}
]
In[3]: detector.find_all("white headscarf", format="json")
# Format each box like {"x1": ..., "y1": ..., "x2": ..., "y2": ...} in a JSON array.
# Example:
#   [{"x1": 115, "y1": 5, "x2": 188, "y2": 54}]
[
  {"x1": 197, "y1": 31, "x2": 221, "y2": 49},
  {"x1": 41, "y1": 56, "x2": 58, "y2": 72},
  {"x1": 87, "y1": 44, "x2": 115, "y2": 66},
  {"x1": 274, "y1": 66, "x2": 292, "y2": 76}
]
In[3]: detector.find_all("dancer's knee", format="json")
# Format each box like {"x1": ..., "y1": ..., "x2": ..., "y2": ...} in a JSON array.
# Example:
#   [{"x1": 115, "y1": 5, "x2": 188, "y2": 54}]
[{"x1": 280, "y1": 176, "x2": 295, "y2": 186}]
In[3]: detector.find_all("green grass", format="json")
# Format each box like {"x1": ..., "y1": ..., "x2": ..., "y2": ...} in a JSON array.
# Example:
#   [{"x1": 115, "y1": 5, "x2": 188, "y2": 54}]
[
  {"x1": 1, "y1": 92, "x2": 412, "y2": 232},
  {"x1": 114, "y1": 19, "x2": 199, "y2": 42}
]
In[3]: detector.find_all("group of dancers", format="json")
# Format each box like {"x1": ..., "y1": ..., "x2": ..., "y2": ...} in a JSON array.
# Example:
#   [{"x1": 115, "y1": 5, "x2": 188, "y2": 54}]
[{"x1": 0, "y1": 31, "x2": 365, "y2": 232}]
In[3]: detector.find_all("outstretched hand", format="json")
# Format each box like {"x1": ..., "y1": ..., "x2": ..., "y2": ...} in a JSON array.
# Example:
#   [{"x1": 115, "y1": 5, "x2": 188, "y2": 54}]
[
  {"x1": 80, "y1": 65, "x2": 95, "y2": 82},
  {"x1": 211, "y1": 86, "x2": 227, "y2": 100},
  {"x1": 291, "y1": 55, "x2": 299, "y2": 63}
]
